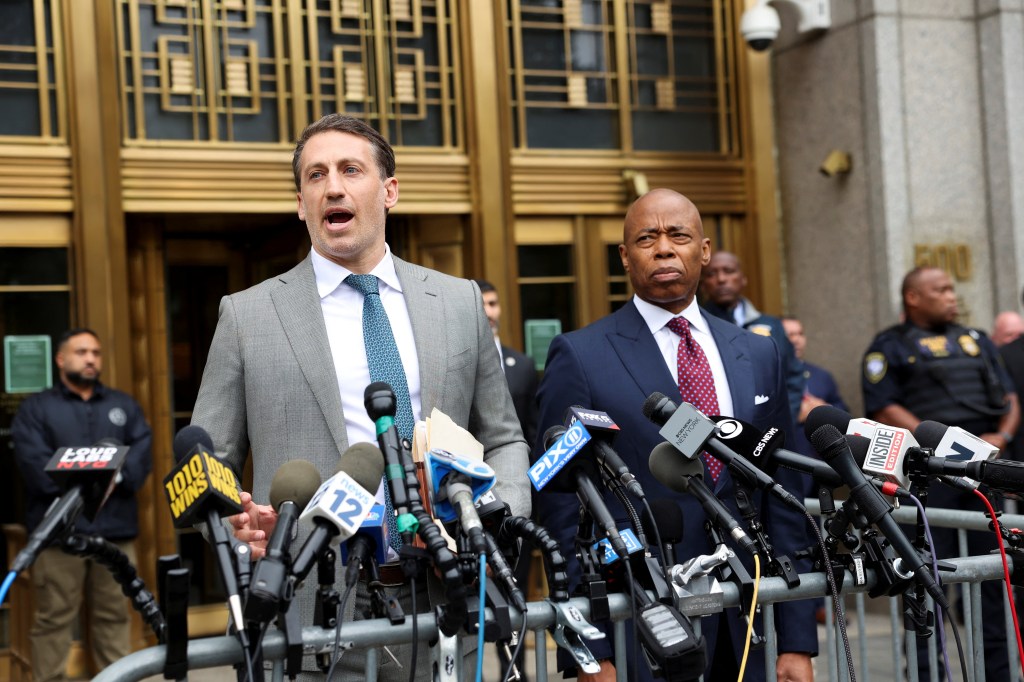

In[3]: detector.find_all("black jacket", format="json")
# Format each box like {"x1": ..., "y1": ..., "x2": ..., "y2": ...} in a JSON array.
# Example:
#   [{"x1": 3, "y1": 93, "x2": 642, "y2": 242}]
[{"x1": 12, "y1": 382, "x2": 153, "y2": 540}]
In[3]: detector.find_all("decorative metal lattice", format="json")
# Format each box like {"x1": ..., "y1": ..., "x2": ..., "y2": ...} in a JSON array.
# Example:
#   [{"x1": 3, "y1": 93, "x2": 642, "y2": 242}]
[{"x1": 0, "y1": 0, "x2": 65, "y2": 140}]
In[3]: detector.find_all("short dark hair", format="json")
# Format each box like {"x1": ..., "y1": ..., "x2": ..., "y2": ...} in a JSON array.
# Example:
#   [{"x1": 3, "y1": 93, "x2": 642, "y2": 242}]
[
  {"x1": 474, "y1": 279, "x2": 497, "y2": 294},
  {"x1": 292, "y1": 114, "x2": 396, "y2": 190},
  {"x1": 57, "y1": 328, "x2": 100, "y2": 352}
]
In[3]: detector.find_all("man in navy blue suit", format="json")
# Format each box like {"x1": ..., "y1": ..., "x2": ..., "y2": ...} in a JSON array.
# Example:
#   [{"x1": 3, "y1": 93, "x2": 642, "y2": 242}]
[{"x1": 534, "y1": 189, "x2": 817, "y2": 682}]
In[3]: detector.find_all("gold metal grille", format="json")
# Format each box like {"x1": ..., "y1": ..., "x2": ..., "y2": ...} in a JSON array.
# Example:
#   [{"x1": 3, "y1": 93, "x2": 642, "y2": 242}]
[
  {"x1": 0, "y1": 0, "x2": 66, "y2": 142},
  {"x1": 505, "y1": 0, "x2": 737, "y2": 153},
  {"x1": 115, "y1": 0, "x2": 461, "y2": 150}
]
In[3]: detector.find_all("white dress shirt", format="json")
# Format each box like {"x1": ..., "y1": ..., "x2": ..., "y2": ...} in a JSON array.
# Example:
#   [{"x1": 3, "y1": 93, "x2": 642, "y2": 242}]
[
  {"x1": 632, "y1": 294, "x2": 735, "y2": 418},
  {"x1": 311, "y1": 246, "x2": 422, "y2": 519}
]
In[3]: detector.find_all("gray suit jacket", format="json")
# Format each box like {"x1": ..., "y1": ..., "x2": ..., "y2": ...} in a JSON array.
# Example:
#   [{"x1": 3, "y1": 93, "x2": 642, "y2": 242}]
[{"x1": 191, "y1": 253, "x2": 530, "y2": 655}]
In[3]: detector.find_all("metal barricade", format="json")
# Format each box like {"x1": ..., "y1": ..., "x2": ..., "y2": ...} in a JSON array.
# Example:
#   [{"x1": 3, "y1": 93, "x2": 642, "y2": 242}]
[
  {"x1": 95, "y1": 547, "x2": 1017, "y2": 682},
  {"x1": 805, "y1": 501, "x2": 1024, "y2": 682}
]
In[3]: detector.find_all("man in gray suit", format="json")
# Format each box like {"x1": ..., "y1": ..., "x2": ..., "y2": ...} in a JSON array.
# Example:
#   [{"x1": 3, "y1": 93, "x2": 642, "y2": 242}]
[{"x1": 191, "y1": 114, "x2": 531, "y2": 679}]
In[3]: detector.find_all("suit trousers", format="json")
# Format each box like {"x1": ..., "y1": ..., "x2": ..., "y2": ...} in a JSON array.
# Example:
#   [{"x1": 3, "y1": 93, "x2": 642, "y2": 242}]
[{"x1": 30, "y1": 541, "x2": 135, "y2": 682}]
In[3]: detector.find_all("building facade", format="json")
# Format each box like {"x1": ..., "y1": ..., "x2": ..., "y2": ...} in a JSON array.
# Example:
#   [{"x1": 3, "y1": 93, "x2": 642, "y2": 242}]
[{"x1": 0, "y1": 0, "x2": 783, "y2": 676}]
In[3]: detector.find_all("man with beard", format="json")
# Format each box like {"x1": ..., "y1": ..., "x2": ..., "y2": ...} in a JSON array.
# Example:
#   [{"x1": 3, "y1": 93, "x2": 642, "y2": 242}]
[
  {"x1": 861, "y1": 266, "x2": 1019, "y2": 681},
  {"x1": 12, "y1": 328, "x2": 153, "y2": 681}
]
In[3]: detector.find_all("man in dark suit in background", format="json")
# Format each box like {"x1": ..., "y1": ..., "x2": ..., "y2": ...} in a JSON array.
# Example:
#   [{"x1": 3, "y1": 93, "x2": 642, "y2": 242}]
[
  {"x1": 474, "y1": 279, "x2": 539, "y2": 444},
  {"x1": 534, "y1": 188, "x2": 816, "y2": 682}
]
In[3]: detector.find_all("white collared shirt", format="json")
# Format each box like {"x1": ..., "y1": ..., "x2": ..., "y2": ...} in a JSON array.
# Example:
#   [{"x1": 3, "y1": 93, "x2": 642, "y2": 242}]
[
  {"x1": 311, "y1": 245, "x2": 422, "y2": 471},
  {"x1": 632, "y1": 295, "x2": 735, "y2": 418}
]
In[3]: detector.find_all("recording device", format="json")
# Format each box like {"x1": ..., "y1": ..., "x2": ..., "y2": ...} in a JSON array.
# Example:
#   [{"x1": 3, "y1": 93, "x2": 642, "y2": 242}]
[
  {"x1": 649, "y1": 442, "x2": 758, "y2": 555},
  {"x1": 163, "y1": 425, "x2": 246, "y2": 631},
  {"x1": 564, "y1": 406, "x2": 646, "y2": 499},
  {"x1": 245, "y1": 460, "x2": 321, "y2": 623},
  {"x1": 641, "y1": 393, "x2": 803, "y2": 510},
  {"x1": 9, "y1": 439, "x2": 130, "y2": 575},
  {"x1": 291, "y1": 442, "x2": 385, "y2": 583},
  {"x1": 808, "y1": 424, "x2": 950, "y2": 610},
  {"x1": 534, "y1": 424, "x2": 630, "y2": 559}
]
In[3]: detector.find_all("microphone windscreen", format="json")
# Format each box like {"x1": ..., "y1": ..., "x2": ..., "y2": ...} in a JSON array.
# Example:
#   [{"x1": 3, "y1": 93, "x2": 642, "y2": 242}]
[
  {"x1": 649, "y1": 441, "x2": 703, "y2": 493},
  {"x1": 173, "y1": 425, "x2": 215, "y2": 462},
  {"x1": 846, "y1": 434, "x2": 871, "y2": 466},
  {"x1": 809, "y1": 423, "x2": 846, "y2": 459},
  {"x1": 543, "y1": 424, "x2": 566, "y2": 449},
  {"x1": 645, "y1": 498, "x2": 685, "y2": 544},
  {"x1": 336, "y1": 442, "x2": 386, "y2": 493},
  {"x1": 804, "y1": 405, "x2": 853, "y2": 440},
  {"x1": 268, "y1": 460, "x2": 322, "y2": 511},
  {"x1": 363, "y1": 382, "x2": 396, "y2": 421},
  {"x1": 912, "y1": 420, "x2": 948, "y2": 449},
  {"x1": 641, "y1": 392, "x2": 673, "y2": 423}
]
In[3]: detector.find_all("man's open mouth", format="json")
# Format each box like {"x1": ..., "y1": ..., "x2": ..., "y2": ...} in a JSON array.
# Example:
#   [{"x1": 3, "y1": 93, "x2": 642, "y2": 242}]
[{"x1": 326, "y1": 208, "x2": 353, "y2": 225}]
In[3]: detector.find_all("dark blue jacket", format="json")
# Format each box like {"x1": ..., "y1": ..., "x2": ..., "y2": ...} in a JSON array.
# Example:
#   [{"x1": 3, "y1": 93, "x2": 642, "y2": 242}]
[
  {"x1": 533, "y1": 301, "x2": 817, "y2": 680},
  {"x1": 12, "y1": 382, "x2": 152, "y2": 540}
]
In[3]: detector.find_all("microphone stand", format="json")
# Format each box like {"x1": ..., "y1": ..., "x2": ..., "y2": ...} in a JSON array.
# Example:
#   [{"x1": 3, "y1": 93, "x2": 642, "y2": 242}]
[
  {"x1": 314, "y1": 549, "x2": 342, "y2": 673},
  {"x1": 904, "y1": 448, "x2": 938, "y2": 649},
  {"x1": 732, "y1": 481, "x2": 800, "y2": 587},
  {"x1": 574, "y1": 505, "x2": 611, "y2": 624}
]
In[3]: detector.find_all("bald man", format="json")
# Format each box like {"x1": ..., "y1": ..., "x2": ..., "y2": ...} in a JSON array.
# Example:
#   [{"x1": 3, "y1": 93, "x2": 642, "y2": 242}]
[
  {"x1": 992, "y1": 311, "x2": 1024, "y2": 347},
  {"x1": 534, "y1": 189, "x2": 817, "y2": 682}
]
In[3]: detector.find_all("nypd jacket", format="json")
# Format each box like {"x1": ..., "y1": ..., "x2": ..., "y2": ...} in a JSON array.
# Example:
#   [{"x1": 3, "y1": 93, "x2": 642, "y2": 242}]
[{"x1": 12, "y1": 382, "x2": 153, "y2": 540}]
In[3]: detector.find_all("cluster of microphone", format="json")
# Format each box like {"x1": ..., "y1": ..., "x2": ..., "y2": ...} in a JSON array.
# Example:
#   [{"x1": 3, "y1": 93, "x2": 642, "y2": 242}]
[{"x1": 10, "y1": 381, "x2": 1024, "y2": 682}]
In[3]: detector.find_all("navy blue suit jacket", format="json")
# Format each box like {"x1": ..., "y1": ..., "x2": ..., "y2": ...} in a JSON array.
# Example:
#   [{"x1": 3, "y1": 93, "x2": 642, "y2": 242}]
[{"x1": 533, "y1": 301, "x2": 817, "y2": 678}]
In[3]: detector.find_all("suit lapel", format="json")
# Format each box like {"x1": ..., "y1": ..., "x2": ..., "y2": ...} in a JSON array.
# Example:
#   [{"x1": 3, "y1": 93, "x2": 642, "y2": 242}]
[
  {"x1": 606, "y1": 302, "x2": 681, "y2": 403},
  {"x1": 394, "y1": 257, "x2": 445, "y2": 413},
  {"x1": 706, "y1": 314, "x2": 755, "y2": 424},
  {"x1": 270, "y1": 257, "x2": 349, "y2": 456}
]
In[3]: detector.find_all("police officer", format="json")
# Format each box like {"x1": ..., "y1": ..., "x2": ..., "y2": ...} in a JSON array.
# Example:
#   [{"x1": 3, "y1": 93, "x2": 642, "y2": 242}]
[{"x1": 862, "y1": 266, "x2": 1019, "y2": 681}]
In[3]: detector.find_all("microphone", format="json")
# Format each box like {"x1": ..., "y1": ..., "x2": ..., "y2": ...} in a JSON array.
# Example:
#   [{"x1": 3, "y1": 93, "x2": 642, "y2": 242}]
[
  {"x1": 643, "y1": 499, "x2": 684, "y2": 567},
  {"x1": 805, "y1": 405, "x2": 919, "y2": 488},
  {"x1": 649, "y1": 442, "x2": 758, "y2": 555},
  {"x1": 564, "y1": 406, "x2": 646, "y2": 499},
  {"x1": 427, "y1": 449, "x2": 496, "y2": 555},
  {"x1": 363, "y1": 382, "x2": 418, "y2": 541},
  {"x1": 339, "y1": 504, "x2": 389, "y2": 575},
  {"x1": 9, "y1": 440, "x2": 131, "y2": 575},
  {"x1": 808, "y1": 424, "x2": 949, "y2": 609},
  {"x1": 533, "y1": 424, "x2": 630, "y2": 559},
  {"x1": 641, "y1": 392, "x2": 804, "y2": 510},
  {"x1": 290, "y1": 442, "x2": 385, "y2": 583},
  {"x1": 245, "y1": 460, "x2": 322, "y2": 622},
  {"x1": 710, "y1": 415, "x2": 844, "y2": 488},
  {"x1": 163, "y1": 426, "x2": 246, "y2": 631},
  {"x1": 914, "y1": 421, "x2": 1024, "y2": 497}
]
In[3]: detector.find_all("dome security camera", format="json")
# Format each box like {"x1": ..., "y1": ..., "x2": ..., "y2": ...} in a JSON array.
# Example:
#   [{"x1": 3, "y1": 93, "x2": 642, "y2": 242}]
[
  {"x1": 739, "y1": 0, "x2": 831, "y2": 52},
  {"x1": 740, "y1": 4, "x2": 781, "y2": 52}
]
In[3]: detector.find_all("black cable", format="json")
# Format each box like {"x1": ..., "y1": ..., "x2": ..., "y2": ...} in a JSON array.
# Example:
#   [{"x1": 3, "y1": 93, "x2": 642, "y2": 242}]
[
  {"x1": 608, "y1": 477, "x2": 647, "y2": 549},
  {"x1": 412, "y1": 507, "x2": 467, "y2": 636},
  {"x1": 945, "y1": 608, "x2": 970, "y2": 682},
  {"x1": 639, "y1": 498, "x2": 666, "y2": 574},
  {"x1": 326, "y1": 580, "x2": 358, "y2": 682},
  {"x1": 803, "y1": 510, "x2": 856, "y2": 682},
  {"x1": 502, "y1": 610, "x2": 529, "y2": 682}
]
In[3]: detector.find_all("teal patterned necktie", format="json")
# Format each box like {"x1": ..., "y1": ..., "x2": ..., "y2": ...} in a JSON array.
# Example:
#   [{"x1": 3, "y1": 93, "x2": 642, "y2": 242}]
[{"x1": 346, "y1": 273, "x2": 411, "y2": 553}]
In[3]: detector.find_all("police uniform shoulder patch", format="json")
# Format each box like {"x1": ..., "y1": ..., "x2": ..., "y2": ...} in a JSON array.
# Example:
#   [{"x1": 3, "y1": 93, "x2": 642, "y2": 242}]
[
  {"x1": 958, "y1": 334, "x2": 980, "y2": 356},
  {"x1": 864, "y1": 352, "x2": 887, "y2": 383},
  {"x1": 749, "y1": 324, "x2": 772, "y2": 337}
]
